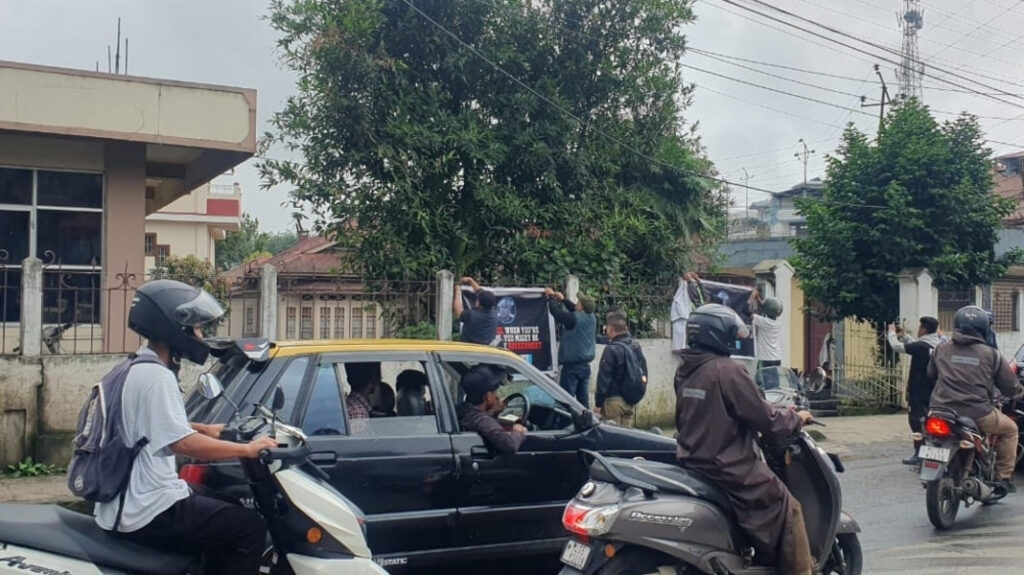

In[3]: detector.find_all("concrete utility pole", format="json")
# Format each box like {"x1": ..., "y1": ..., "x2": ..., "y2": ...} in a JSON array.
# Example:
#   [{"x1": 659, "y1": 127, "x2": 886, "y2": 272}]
[
  {"x1": 794, "y1": 140, "x2": 815, "y2": 185},
  {"x1": 743, "y1": 168, "x2": 752, "y2": 233},
  {"x1": 861, "y1": 64, "x2": 894, "y2": 134}
]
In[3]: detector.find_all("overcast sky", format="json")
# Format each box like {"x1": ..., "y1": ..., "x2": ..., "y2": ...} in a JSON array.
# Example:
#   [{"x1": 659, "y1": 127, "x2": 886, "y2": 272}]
[{"x1": 1, "y1": 0, "x2": 1022, "y2": 230}]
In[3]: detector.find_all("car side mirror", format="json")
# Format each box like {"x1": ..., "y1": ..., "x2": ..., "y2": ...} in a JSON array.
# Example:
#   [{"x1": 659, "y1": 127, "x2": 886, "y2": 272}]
[
  {"x1": 198, "y1": 373, "x2": 224, "y2": 400},
  {"x1": 272, "y1": 386, "x2": 286, "y2": 412}
]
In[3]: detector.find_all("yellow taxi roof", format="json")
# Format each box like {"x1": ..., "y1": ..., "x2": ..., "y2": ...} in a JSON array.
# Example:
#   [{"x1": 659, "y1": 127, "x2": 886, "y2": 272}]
[{"x1": 270, "y1": 339, "x2": 522, "y2": 359}]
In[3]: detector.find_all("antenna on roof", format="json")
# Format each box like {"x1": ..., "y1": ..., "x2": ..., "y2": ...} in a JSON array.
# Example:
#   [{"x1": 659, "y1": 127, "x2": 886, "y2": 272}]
[
  {"x1": 114, "y1": 18, "x2": 121, "y2": 74},
  {"x1": 107, "y1": 45, "x2": 112, "y2": 73},
  {"x1": 124, "y1": 38, "x2": 128, "y2": 74}
]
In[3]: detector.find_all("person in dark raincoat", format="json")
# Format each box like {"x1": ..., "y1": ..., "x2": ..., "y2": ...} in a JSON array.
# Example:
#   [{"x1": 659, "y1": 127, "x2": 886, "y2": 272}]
[{"x1": 675, "y1": 304, "x2": 814, "y2": 574}]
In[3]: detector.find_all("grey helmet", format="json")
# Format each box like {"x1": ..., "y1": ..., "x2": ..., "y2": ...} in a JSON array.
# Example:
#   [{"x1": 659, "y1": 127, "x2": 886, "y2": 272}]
[
  {"x1": 954, "y1": 305, "x2": 990, "y2": 341},
  {"x1": 761, "y1": 297, "x2": 784, "y2": 319},
  {"x1": 686, "y1": 304, "x2": 750, "y2": 356}
]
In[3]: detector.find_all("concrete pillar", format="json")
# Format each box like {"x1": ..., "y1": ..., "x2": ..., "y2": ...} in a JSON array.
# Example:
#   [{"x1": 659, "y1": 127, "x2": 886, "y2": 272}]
[
  {"x1": 974, "y1": 286, "x2": 985, "y2": 308},
  {"x1": 565, "y1": 274, "x2": 580, "y2": 303},
  {"x1": 915, "y1": 269, "x2": 938, "y2": 320},
  {"x1": 1017, "y1": 289, "x2": 1024, "y2": 332},
  {"x1": 773, "y1": 261, "x2": 796, "y2": 368},
  {"x1": 897, "y1": 271, "x2": 917, "y2": 326},
  {"x1": 103, "y1": 141, "x2": 146, "y2": 353},
  {"x1": 18, "y1": 258, "x2": 42, "y2": 357},
  {"x1": 260, "y1": 264, "x2": 278, "y2": 340},
  {"x1": 436, "y1": 270, "x2": 454, "y2": 340}
]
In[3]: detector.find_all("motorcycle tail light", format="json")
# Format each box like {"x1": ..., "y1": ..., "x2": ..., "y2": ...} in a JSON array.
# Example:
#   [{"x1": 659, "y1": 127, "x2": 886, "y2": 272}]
[
  {"x1": 562, "y1": 501, "x2": 619, "y2": 538},
  {"x1": 179, "y1": 463, "x2": 209, "y2": 485},
  {"x1": 925, "y1": 417, "x2": 953, "y2": 438}
]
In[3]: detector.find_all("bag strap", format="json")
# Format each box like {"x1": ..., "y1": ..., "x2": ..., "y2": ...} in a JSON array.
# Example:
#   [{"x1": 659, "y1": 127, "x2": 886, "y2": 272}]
[{"x1": 113, "y1": 437, "x2": 149, "y2": 532}]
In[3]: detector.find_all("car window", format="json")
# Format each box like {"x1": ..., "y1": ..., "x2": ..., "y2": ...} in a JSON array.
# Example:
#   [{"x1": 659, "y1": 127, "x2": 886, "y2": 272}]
[
  {"x1": 271, "y1": 357, "x2": 310, "y2": 426},
  {"x1": 314, "y1": 354, "x2": 441, "y2": 437},
  {"x1": 302, "y1": 363, "x2": 347, "y2": 436}
]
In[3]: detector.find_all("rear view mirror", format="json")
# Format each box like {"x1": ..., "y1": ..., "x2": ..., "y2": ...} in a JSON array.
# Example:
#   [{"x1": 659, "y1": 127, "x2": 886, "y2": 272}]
[
  {"x1": 272, "y1": 386, "x2": 286, "y2": 411},
  {"x1": 198, "y1": 373, "x2": 224, "y2": 400}
]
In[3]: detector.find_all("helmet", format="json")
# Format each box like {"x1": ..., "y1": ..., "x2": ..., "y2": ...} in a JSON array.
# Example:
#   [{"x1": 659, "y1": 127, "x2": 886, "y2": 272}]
[
  {"x1": 686, "y1": 304, "x2": 750, "y2": 356},
  {"x1": 761, "y1": 297, "x2": 784, "y2": 319},
  {"x1": 953, "y1": 305, "x2": 990, "y2": 341},
  {"x1": 128, "y1": 280, "x2": 225, "y2": 365}
]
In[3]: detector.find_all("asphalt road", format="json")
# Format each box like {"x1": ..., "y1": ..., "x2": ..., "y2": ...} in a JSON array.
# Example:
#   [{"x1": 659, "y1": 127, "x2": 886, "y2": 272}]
[{"x1": 841, "y1": 438, "x2": 1024, "y2": 574}]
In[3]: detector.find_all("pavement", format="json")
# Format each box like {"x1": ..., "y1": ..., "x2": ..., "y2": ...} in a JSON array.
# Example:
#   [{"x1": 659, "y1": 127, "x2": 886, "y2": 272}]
[{"x1": 0, "y1": 474, "x2": 74, "y2": 505}]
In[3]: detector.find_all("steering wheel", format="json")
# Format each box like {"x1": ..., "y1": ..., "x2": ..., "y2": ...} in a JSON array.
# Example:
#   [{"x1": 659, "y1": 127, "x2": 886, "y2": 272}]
[{"x1": 500, "y1": 392, "x2": 535, "y2": 430}]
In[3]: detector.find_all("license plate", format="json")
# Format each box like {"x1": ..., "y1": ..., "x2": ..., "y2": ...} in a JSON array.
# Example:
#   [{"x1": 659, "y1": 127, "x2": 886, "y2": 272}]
[
  {"x1": 561, "y1": 539, "x2": 592, "y2": 570},
  {"x1": 919, "y1": 446, "x2": 951, "y2": 462}
]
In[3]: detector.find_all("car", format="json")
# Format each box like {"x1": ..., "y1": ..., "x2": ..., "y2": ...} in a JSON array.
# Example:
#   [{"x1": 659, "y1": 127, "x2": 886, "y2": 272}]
[{"x1": 182, "y1": 337, "x2": 677, "y2": 573}]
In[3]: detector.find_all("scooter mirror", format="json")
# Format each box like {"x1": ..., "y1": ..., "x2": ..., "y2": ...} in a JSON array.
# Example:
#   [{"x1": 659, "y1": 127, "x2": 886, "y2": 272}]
[
  {"x1": 272, "y1": 386, "x2": 286, "y2": 411},
  {"x1": 198, "y1": 373, "x2": 225, "y2": 400}
]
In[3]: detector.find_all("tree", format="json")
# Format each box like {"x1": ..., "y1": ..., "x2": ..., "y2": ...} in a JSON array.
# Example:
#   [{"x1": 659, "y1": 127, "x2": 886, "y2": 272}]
[
  {"x1": 792, "y1": 99, "x2": 1018, "y2": 324},
  {"x1": 216, "y1": 214, "x2": 298, "y2": 270},
  {"x1": 261, "y1": 0, "x2": 727, "y2": 290}
]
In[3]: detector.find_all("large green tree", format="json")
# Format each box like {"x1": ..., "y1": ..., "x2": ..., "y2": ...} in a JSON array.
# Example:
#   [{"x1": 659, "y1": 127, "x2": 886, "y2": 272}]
[
  {"x1": 260, "y1": 0, "x2": 726, "y2": 288},
  {"x1": 216, "y1": 213, "x2": 298, "y2": 271},
  {"x1": 792, "y1": 100, "x2": 1018, "y2": 324}
]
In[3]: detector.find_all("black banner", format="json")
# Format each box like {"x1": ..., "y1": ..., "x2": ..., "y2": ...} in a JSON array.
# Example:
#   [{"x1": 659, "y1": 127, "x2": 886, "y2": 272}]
[
  {"x1": 690, "y1": 280, "x2": 756, "y2": 359},
  {"x1": 461, "y1": 287, "x2": 557, "y2": 372}
]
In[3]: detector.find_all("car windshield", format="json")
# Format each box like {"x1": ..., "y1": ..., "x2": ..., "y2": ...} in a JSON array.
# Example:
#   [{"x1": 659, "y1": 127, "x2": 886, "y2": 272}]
[{"x1": 185, "y1": 351, "x2": 251, "y2": 421}]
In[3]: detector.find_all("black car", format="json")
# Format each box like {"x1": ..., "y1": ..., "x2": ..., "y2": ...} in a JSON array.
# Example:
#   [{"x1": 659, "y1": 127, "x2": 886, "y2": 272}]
[{"x1": 182, "y1": 338, "x2": 677, "y2": 573}]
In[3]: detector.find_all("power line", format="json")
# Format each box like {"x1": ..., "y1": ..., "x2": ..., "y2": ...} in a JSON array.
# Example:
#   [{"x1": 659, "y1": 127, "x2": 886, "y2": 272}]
[
  {"x1": 694, "y1": 85, "x2": 852, "y2": 131},
  {"x1": 689, "y1": 48, "x2": 873, "y2": 83},
  {"x1": 927, "y1": 1, "x2": 1024, "y2": 61},
  {"x1": 691, "y1": 51, "x2": 871, "y2": 99}
]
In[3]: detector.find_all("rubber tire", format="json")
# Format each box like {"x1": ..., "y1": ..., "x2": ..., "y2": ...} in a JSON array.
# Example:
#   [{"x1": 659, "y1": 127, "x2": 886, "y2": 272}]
[
  {"x1": 926, "y1": 476, "x2": 960, "y2": 530},
  {"x1": 596, "y1": 550, "x2": 665, "y2": 575},
  {"x1": 823, "y1": 534, "x2": 863, "y2": 575}
]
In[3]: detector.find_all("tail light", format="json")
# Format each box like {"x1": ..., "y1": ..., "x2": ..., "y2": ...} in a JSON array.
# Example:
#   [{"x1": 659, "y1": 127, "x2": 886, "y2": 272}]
[
  {"x1": 562, "y1": 501, "x2": 619, "y2": 538},
  {"x1": 179, "y1": 463, "x2": 209, "y2": 485},
  {"x1": 925, "y1": 417, "x2": 953, "y2": 438}
]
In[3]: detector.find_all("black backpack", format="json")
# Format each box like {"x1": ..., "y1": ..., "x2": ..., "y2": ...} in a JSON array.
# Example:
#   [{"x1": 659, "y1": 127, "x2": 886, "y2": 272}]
[
  {"x1": 614, "y1": 340, "x2": 648, "y2": 405},
  {"x1": 67, "y1": 354, "x2": 160, "y2": 530}
]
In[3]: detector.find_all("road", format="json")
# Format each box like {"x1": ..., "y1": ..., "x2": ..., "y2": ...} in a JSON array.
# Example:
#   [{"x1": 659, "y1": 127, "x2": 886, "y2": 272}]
[{"x1": 841, "y1": 437, "x2": 1024, "y2": 574}]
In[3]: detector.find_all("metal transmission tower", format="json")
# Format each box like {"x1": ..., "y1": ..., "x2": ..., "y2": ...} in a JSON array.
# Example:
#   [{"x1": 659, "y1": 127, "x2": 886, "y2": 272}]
[{"x1": 897, "y1": 0, "x2": 925, "y2": 100}]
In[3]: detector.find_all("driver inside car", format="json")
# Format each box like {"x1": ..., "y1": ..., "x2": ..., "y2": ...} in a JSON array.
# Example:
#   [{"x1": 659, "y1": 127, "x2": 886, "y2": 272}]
[{"x1": 457, "y1": 365, "x2": 528, "y2": 454}]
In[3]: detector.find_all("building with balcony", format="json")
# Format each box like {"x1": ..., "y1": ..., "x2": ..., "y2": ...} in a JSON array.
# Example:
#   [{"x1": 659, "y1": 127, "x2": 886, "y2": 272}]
[{"x1": 144, "y1": 180, "x2": 242, "y2": 274}]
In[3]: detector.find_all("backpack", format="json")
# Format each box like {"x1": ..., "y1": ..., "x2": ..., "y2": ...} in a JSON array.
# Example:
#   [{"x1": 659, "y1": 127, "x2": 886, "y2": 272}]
[
  {"x1": 614, "y1": 340, "x2": 648, "y2": 405},
  {"x1": 67, "y1": 354, "x2": 161, "y2": 531}
]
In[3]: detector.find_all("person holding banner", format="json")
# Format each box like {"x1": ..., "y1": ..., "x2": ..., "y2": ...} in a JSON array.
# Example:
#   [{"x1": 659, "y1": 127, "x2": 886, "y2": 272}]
[
  {"x1": 545, "y1": 288, "x2": 598, "y2": 408},
  {"x1": 453, "y1": 276, "x2": 499, "y2": 346}
]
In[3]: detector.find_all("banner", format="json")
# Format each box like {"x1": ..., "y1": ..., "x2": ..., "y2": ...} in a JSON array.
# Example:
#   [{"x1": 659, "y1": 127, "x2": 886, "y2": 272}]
[
  {"x1": 461, "y1": 286, "x2": 558, "y2": 372},
  {"x1": 689, "y1": 280, "x2": 756, "y2": 360}
]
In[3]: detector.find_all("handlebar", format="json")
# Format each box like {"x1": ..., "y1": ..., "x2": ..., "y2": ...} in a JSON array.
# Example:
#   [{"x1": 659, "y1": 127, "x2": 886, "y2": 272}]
[{"x1": 259, "y1": 445, "x2": 313, "y2": 466}]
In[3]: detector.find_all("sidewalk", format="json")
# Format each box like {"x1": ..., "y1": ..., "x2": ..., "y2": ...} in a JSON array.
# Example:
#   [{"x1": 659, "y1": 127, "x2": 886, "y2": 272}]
[{"x1": 814, "y1": 413, "x2": 908, "y2": 459}]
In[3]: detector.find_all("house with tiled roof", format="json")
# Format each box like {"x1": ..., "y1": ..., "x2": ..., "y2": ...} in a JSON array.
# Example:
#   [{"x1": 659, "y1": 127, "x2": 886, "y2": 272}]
[
  {"x1": 995, "y1": 151, "x2": 1024, "y2": 228},
  {"x1": 220, "y1": 235, "x2": 385, "y2": 341}
]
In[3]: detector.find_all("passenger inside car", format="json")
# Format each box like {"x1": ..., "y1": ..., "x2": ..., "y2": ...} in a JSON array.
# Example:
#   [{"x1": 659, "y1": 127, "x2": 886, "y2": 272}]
[
  {"x1": 344, "y1": 362, "x2": 380, "y2": 421},
  {"x1": 370, "y1": 382, "x2": 396, "y2": 417},
  {"x1": 396, "y1": 369, "x2": 432, "y2": 416}
]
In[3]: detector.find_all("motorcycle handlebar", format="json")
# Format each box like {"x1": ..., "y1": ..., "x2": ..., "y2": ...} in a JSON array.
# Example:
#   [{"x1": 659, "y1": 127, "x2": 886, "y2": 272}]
[{"x1": 259, "y1": 445, "x2": 313, "y2": 466}]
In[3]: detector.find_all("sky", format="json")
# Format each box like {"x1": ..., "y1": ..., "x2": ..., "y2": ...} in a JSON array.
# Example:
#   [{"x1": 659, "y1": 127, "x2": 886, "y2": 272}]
[{"x1": 1, "y1": 0, "x2": 1023, "y2": 230}]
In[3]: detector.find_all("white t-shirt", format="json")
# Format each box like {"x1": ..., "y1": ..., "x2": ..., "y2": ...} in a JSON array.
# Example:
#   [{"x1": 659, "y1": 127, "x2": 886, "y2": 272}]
[
  {"x1": 752, "y1": 314, "x2": 783, "y2": 362},
  {"x1": 95, "y1": 347, "x2": 196, "y2": 532}
]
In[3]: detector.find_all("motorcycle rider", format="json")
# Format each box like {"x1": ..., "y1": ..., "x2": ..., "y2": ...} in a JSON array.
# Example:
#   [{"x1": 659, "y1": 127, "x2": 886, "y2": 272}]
[
  {"x1": 95, "y1": 280, "x2": 277, "y2": 574},
  {"x1": 675, "y1": 304, "x2": 815, "y2": 575},
  {"x1": 928, "y1": 305, "x2": 1021, "y2": 492}
]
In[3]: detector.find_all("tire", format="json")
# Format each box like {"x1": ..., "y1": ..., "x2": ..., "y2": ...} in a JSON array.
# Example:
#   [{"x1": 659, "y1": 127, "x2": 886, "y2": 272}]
[
  {"x1": 822, "y1": 534, "x2": 863, "y2": 575},
  {"x1": 596, "y1": 550, "x2": 667, "y2": 575},
  {"x1": 926, "y1": 476, "x2": 960, "y2": 529}
]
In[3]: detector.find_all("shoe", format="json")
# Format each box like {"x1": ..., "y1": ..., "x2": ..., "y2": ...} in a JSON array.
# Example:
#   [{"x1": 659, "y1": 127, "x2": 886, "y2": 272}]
[
  {"x1": 999, "y1": 479, "x2": 1017, "y2": 494},
  {"x1": 902, "y1": 454, "x2": 922, "y2": 466}
]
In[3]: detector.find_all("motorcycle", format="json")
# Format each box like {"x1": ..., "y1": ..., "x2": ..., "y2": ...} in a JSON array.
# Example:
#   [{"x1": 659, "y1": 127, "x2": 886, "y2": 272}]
[
  {"x1": 916, "y1": 403, "x2": 1008, "y2": 529},
  {"x1": 557, "y1": 369, "x2": 862, "y2": 574},
  {"x1": 0, "y1": 375, "x2": 388, "y2": 575}
]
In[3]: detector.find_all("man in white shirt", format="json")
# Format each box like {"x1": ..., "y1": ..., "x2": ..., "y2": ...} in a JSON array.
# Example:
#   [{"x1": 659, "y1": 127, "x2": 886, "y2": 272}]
[{"x1": 749, "y1": 290, "x2": 785, "y2": 390}]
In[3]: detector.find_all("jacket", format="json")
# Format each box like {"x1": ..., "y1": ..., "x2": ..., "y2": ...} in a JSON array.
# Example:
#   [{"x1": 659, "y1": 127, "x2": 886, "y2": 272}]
[
  {"x1": 456, "y1": 403, "x2": 526, "y2": 454},
  {"x1": 595, "y1": 334, "x2": 647, "y2": 407},
  {"x1": 548, "y1": 299, "x2": 596, "y2": 365},
  {"x1": 888, "y1": 332, "x2": 942, "y2": 404},
  {"x1": 927, "y1": 332, "x2": 1021, "y2": 420}
]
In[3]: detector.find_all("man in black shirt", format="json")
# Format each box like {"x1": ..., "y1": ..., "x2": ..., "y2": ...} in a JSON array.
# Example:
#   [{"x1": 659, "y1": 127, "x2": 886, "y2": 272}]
[
  {"x1": 457, "y1": 365, "x2": 527, "y2": 454},
  {"x1": 888, "y1": 316, "x2": 942, "y2": 466},
  {"x1": 453, "y1": 276, "x2": 499, "y2": 346}
]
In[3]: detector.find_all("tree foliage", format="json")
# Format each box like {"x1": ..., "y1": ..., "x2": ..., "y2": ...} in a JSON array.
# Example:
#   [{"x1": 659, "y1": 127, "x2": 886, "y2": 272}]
[
  {"x1": 216, "y1": 214, "x2": 298, "y2": 271},
  {"x1": 792, "y1": 100, "x2": 1016, "y2": 324},
  {"x1": 261, "y1": 0, "x2": 727, "y2": 290}
]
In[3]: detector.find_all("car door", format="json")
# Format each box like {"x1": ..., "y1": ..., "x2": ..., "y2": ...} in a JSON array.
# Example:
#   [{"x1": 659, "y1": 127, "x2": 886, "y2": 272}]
[
  {"x1": 437, "y1": 351, "x2": 601, "y2": 550},
  {"x1": 289, "y1": 350, "x2": 458, "y2": 563}
]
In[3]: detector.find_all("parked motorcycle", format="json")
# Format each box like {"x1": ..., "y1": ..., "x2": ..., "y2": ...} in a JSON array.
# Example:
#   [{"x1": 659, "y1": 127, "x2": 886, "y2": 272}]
[
  {"x1": 917, "y1": 403, "x2": 1008, "y2": 529},
  {"x1": 0, "y1": 376, "x2": 388, "y2": 575},
  {"x1": 557, "y1": 422, "x2": 862, "y2": 573}
]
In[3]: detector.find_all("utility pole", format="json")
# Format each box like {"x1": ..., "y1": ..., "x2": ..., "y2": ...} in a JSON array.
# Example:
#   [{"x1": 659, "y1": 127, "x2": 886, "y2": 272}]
[
  {"x1": 794, "y1": 140, "x2": 815, "y2": 185},
  {"x1": 861, "y1": 64, "x2": 893, "y2": 134},
  {"x1": 743, "y1": 168, "x2": 752, "y2": 236}
]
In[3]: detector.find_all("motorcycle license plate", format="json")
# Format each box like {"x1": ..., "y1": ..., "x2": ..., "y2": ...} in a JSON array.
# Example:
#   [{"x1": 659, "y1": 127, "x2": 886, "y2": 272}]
[
  {"x1": 561, "y1": 539, "x2": 592, "y2": 570},
  {"x1": 919, "y1": 446, "x2": 951, "y2": 462}
]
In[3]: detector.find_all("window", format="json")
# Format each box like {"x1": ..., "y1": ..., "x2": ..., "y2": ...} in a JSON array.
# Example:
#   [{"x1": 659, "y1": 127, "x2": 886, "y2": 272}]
[
  {"x1": 992, "y1": 286, "x2": 1018, "y2": 332},
  {"x1": 156, "y1": 245, "x2": 170, "y2": 267},
  {"x1": 366, "y1": 311, "x2": 377, "y2": 339},
  {"x1": 144, "y1": 234, "x2": 156, "y2": 256},
  {"x1": 37, "y1": 171, "x2": 103, "y2": 209},
  {"x1": 272, "y1": 357, "x2": 310, "y2": 426},
  {"x1": 0, "y1": 168, "x2": 31, "y2": 205},
  {"x1": 320, "y1": 307, "x2": 332, "y2": 339},
  {"x1": 351, "y1": 307, "x2": 363, "y2": 339},
  {"x1": 244, "y1": 307, "x2": 256, "y2": 338},
  {"x1": 0, "y1": 211, "x2": 30, "y2": 263},
  {"x1": 302, "y1": 363, "x2": 346, "y2": 436},
  {"x1": 334, "y1": 307, "x2": 346, "y2": 339},
  {"x1": 286, "y1": 307, "x2": 297, "y2": 339},
  {"x1": 37, "y1": 211, "x2": 102, "y2": 266},
  {"x1": 300, "y1": 306, "x2": 314, "y2": 339}
]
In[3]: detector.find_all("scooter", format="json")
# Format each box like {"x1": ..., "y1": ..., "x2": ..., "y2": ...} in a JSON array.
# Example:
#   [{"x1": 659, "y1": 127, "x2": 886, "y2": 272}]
[
  {"x1": 557, "y1": 391, "x2": 862, "y2": 573},
  {"x1": 0, "y1": 377, "x2": 388, "y2": 575}
]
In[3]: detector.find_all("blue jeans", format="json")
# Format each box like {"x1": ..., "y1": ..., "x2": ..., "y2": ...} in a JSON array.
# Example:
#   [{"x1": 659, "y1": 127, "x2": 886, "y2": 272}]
[{"x1": 560, "y1": 362, "x2": 592, "y2": 408}]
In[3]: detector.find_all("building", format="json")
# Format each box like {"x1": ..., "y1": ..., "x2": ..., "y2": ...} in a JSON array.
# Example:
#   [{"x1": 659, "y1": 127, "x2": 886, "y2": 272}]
[
  {"x1": 748, "y1": 178, "x2": 824, "y2": 238},
  {"x1": 995, "y1": 151, "x2": 1024, "y2": 227},
  {"x1": 144, "y1": 179, "x2": 242, "y2": 274},
  {"x1": 0, "y1": 59, "x2": 256, "y2": 354}
]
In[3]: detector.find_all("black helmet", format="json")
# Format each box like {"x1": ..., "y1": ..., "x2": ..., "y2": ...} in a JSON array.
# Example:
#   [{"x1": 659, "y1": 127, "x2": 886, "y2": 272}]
[
  {"x1": 129, "y1": 280, "x2": 225, "y2": 365},
  {"x1": 687, "y1": 304, "x2": 750, "y2": 356},
  {"x1": 953, "y1": 305, "x2": 989, "y2": 340}
]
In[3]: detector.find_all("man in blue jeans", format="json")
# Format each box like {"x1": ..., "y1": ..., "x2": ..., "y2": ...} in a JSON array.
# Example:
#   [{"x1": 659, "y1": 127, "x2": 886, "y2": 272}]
[{"x1": 545, "y1": 288, "x2": 597, "y2": 407}]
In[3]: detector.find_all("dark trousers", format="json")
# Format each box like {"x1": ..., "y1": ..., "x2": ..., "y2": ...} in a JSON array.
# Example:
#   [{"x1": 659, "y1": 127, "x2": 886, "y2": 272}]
[
  {"x1": 560, "y1": 362, "x2": 592, "y2": 408},
  {"x1": 119, "y1": 492, "x2": 267, "y2": 575},
  {"x1": 908, "y1": 395, "x2": 929, "y2": 449}
]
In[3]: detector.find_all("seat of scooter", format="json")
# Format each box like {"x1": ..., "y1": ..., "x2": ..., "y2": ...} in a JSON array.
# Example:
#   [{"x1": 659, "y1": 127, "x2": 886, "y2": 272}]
[
  {"x1": 591, "y1": 458, "x2": 735, "y2": 516},
  {"x1": 0, "y1": 504, "x2": 198, "y2": 574},
  {"x1": 957, "y1": 415, "x2": 980, "y2": 432}
]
